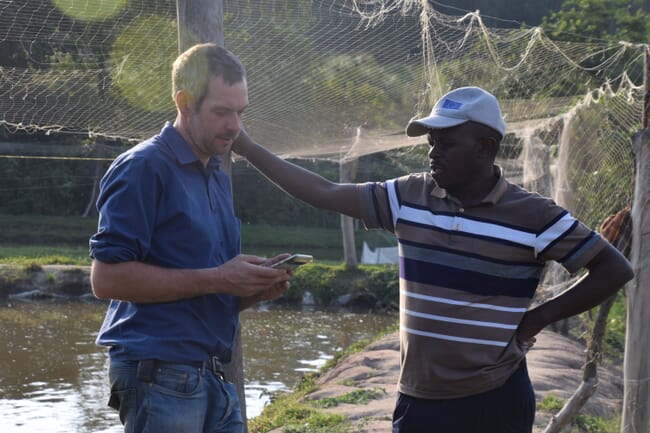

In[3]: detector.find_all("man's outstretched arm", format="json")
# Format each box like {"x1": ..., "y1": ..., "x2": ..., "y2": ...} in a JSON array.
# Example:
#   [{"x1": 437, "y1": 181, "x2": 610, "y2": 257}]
[{"x1": 233, "y1": 131, "x2": 365, "y2": 219}]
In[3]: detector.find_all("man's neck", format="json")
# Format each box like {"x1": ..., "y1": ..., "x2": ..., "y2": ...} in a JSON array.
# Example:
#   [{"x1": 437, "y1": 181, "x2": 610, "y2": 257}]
[
  {"x1": 173, "y1": 115, "x2": 210, "y2": 167},
  {"x1": 448, "y1": 166, "x2": 499, "y2": 206}
]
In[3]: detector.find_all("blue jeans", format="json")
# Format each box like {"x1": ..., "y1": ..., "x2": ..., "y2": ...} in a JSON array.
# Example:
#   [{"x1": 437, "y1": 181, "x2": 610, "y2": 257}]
[
  {"x1": 392, "y1": 360, "x2": 535, "y2": 433},
  {"x1": 108, "y1": 359, "x2": 243, "y2": 433}
]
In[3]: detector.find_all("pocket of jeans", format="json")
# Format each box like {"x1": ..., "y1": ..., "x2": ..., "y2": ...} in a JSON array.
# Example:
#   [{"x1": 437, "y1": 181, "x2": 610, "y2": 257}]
[
  {"x1": 151, "y1": 365, "x2": 202, "y2": 396},
  {"x1": 109, "y1": 386, "x2": 136, "y2": 430},
  {"x1": 392, "y1": 392, "x2": 410, "y2": 424},
  {"x1": 108, "y1": 361, "x2": 138, "y2": 411}
]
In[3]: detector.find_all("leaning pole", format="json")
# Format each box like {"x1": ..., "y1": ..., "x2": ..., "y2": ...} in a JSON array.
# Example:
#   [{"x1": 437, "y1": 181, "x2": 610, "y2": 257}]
[
  {"x1": 621, "y1": 46, "x2": 650, "y2": 433},
  {"x1": 175, "y1": 1, "x2": 249, "y2": 429}
]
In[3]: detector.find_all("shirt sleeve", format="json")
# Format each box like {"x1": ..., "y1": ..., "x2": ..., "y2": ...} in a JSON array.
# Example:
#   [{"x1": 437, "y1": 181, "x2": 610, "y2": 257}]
[
  {"x1": 358, "y1": 179, "x2": 400, "y2": 233},
  {"x1": 533, "y1": 199, "x2": 607, "y2": 274},
  {"x1": 89, "y1": 154, "x2": 159, "y2": 263}
]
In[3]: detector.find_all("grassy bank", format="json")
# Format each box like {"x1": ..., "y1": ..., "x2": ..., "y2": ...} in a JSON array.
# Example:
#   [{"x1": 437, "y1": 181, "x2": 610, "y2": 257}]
[
  {"x1": 0, "y1": 214, "x2": 396, "y2": 265},
  {"x1": 0, "y1": 213, "x2": 400, "y2": 307},
  {"x1": 249, "y1": 331, "x2": 396, "y2": 433}
]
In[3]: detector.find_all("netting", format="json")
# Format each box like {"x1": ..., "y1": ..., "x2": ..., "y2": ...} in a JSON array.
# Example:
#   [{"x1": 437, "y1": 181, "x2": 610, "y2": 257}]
[{"x1": 0, "y1": 0, "x2": 643, "y2": 267}]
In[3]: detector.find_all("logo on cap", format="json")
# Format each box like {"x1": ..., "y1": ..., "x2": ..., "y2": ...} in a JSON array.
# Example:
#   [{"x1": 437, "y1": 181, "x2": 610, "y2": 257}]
[{"x1": 441, "y1": 99, "x2": 462, "y2": 110}]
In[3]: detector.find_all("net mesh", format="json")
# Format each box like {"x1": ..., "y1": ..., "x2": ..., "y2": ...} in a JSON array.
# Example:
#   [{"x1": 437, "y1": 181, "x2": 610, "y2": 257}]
[{"x1": 0, "y1": 0, "x2": 642, "y2": 276}]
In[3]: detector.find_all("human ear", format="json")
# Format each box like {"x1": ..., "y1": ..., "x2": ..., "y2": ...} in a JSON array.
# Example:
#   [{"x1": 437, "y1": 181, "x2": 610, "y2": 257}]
[{"x1": 174, "y1": 90, "x2": 194, "y2": 115}]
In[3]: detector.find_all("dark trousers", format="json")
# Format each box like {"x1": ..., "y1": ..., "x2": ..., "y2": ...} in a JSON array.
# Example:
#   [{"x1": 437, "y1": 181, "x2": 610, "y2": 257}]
[{"x1": 392, "y1": 360, "x2": 535, "y2": 433}]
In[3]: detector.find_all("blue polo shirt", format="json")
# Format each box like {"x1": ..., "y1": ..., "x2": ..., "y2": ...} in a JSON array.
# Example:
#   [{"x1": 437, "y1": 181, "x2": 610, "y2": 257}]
[{"x1": 90, "y1": 122, "x2": 241, "y2": 363}]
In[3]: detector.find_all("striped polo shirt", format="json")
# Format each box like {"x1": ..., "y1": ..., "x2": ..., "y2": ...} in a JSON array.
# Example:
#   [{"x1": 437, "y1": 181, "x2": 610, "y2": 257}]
[{"x1": 358, "y1": 168, "x2": 606, "y2": 399}]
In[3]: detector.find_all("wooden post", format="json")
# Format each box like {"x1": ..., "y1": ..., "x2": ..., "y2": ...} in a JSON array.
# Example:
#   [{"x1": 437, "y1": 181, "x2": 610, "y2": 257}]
[
  {"x1": 621, "y1": 127, "x2": 650, "y2": 432},
  {"x1": 340, "y1": 158, "x2": 358, "y2": 268},
  {"x1": 176, "y1": 0, "x2": 224, "y2": 47},
  {"x1": 176, "y1": 1, "x2": 247, "y2": 427},
  {"x1": 621, "y1": 45, "x2": 650, "y2": 433},
  {"x1": 641, "y1": 45, "x2": 650, "y2": 129}
]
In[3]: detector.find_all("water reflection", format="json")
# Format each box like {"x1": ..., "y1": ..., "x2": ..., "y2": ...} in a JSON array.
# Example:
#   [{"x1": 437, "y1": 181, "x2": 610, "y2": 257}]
[{"x1": 0, "y1": 301, "x2": 396, "y2": 431}]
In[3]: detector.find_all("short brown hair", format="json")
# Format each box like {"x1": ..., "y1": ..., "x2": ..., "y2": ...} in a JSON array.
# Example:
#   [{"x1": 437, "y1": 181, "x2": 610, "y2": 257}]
[{"x1": 172, "y1": 43, "x2": 246, "y2": 108}]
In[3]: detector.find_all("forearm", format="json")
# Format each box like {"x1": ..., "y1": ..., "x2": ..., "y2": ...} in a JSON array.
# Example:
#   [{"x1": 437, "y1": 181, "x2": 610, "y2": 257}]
[
  {"x1": 519, "y1": 245, "x2": 633, "y2": 339},
  {"x1": 235, "y1": 133, "x2": 363, "y2": 218},
  {"x1": 91, "y1": 260, "x2": 218, "y2": 303},
  {"x1": 91, "y1": 254, "x2": 292, "y2": 304}
]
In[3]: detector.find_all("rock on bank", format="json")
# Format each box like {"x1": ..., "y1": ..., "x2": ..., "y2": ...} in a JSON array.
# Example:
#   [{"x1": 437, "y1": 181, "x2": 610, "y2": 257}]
[{"x1": 0, "y1": 264, "x2": 92, "y2": 300}]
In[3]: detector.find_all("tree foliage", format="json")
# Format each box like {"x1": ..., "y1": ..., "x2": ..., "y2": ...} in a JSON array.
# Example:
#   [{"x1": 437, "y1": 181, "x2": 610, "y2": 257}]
[{"x1": 541, "y1": 0, "x2": 650, "y2": 43}]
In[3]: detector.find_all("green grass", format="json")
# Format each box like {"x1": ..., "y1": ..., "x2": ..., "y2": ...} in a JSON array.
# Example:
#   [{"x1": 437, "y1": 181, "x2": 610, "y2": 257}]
[
  {"x1": 0, "y1": 213, "x2": 98, "y2": 245},
  {"x1": 313, "y1": 388, "x2": 386, "y2": 408},
  {"x1": 249, "y1": 325, "x2": 396, "y2": 433},
  {"x1": 0, "y1": 213, "x2": 397, "y2": 264},
  {"x1": 537, "y1": 395, "x2": 621, "y2": 433},
  {"x1": 0, "y1": 245, "x2": 92, "y2": 266},
  {"x1": 241, "y1": 223, "x2": 395, "y2": 261},
  {"x1": 0, "y1": 213, "x2": 96, "y2": 265}
]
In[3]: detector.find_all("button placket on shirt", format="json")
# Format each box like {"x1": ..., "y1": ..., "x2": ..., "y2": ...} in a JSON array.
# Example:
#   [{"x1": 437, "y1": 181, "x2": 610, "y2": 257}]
[{"x1": 453, "y1": 207, "x2": 465, "y2": 231}]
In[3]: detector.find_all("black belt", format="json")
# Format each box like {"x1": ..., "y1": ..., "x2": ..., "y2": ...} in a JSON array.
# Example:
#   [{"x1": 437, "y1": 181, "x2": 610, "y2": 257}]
[{"x1": 137, "y1": 356, "x2": 226, "y2": 382}]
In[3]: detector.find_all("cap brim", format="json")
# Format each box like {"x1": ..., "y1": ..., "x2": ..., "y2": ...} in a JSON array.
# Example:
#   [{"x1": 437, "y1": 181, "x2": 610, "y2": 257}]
[{"x1": 405, "y1": 116, "x2": 468, "y2": 137}]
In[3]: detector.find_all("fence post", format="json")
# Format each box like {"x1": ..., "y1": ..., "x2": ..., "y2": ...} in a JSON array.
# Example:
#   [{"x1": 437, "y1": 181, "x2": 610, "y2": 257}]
[
  {"x1": 621, "y1": 46, "x2": 650, "y2": 432},
  {"x1": 641, "y1": 45, "x2": 650, "y2": 129},
  {"x1": 176, "y1": 1, "x2": 248, "y2": 428}
]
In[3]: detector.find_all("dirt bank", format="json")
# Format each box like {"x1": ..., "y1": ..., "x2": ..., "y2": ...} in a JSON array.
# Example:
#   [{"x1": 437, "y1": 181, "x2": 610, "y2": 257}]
[
  {"x1": 271, "y1": 330, "x2": 622, "y2": 433},
  {"x1": 0, "y1": 264, "x2": 91, "y2": 300}
]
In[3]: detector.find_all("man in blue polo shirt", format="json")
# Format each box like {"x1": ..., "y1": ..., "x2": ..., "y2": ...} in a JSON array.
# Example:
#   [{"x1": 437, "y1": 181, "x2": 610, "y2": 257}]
[
  {"x1": 232, "y1": 86, "x2": 634, "y2": 432},
  {"x1": 89, "y1": 43, "x2": 291, "y2": 433}
]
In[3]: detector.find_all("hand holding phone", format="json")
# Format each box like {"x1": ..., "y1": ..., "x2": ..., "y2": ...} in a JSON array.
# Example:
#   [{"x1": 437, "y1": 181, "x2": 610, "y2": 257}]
[{"x1": 270, "y1": 254, "x2": 313, "y2": 271}]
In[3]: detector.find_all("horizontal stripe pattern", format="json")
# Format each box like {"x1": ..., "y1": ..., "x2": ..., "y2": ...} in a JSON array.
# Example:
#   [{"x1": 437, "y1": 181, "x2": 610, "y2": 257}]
[
  {"x1": 402, "y1": 308, "x2": 517, "y2": 330},
  {"x1": 402, "y1": 289, "x2": 528, "y2": 313},
  {"x1": 400, "y1": 256, "x2": 539, "y2": 298},
  {"x1": 401, "y1": 242, "x2": 544, "y2": 280},
  {"x1": 398, "y1": 204, "x2": 540, "y2": 248},
  {"x1": 401, "y1": 326, "x2": 509, "y2": 347},
  {"x1": 359, "y1": 172, "x2": 605, "y2": 398}
]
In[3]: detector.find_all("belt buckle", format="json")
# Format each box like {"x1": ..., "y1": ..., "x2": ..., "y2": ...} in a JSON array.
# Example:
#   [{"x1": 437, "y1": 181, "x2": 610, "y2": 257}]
[{"x1": 210, "y1": 356, "x2": 225, "y2": 380}]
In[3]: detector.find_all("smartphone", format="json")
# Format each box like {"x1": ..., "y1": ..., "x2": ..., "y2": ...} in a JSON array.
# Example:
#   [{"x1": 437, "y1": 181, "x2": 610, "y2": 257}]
[{"x1": 271, "y1": 254, "x2": 313, "y2": 270}]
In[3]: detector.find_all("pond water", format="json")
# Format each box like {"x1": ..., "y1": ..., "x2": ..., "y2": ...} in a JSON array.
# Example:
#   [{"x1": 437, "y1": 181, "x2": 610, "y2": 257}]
[{"x1": 0, "y1": 301, "x2": 396, "y2": 432}]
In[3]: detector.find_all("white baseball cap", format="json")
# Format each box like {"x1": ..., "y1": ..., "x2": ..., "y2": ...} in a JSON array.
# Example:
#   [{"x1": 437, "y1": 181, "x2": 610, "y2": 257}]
[{"x1": 406, "y1": 86, "x2": 506, "y2": 137}]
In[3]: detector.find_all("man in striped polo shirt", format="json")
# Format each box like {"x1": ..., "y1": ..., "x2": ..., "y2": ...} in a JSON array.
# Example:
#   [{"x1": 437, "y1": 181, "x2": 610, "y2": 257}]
[{"x1": 233, "y1": 86, "x2": 633, "y2": 433}]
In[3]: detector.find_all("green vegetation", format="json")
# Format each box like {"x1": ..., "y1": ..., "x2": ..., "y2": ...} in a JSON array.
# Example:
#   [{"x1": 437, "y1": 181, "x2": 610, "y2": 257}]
[
  {"x1": 249, "y1": 331, "x2": 389, "y2": 433},
  {"x1": 286, "y1": 263, "x2": 399, "y2": 307},
  {"x1": 537, "y1": 395, "x2": 621, "y2": 433},
  {"x1": 542, "y1": 0, "x2": 650, "y2": 43},
  {"x1": 248, "y1": 377, "x2": 350, "y2": 433},
  {"x1": 0, "y1": 213, "x2": 401, "y2": 307},
  {"x1": 0, "y1": 213, "x2": 97, "y2": 245},
  {"x1": 0, "y1": 212, "x2": 397, "y2": 264},
  {"x1": 572, "y1": 291, "x2": 627, "y2": 364},
  {"x1": 313, "y1": 388, "x2": 386, "y2": 408},
  {"x1": 0, "y1": 245, "x2": 92, "y2": 266}
]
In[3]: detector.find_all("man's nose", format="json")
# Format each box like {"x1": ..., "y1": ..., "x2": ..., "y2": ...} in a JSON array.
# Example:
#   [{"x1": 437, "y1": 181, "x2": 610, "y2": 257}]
[{"x1": 225, "y1": 112, "x2": 242, "y2": 132}]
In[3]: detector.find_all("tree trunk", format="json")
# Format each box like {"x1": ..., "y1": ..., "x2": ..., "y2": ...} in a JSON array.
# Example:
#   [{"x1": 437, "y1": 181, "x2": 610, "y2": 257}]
[
  {"x1": 176, "y1": 0, "x2": 224, "y2": 48},
  {"x1": 544, "y1": 205, "x2": 631, "y2": 433},
  {"x1": 622, "y1": 128, "x2": 650, "y2": 433},
  {"x1": 176, "y1": 1, "x2": 247, "y2": 427}
]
